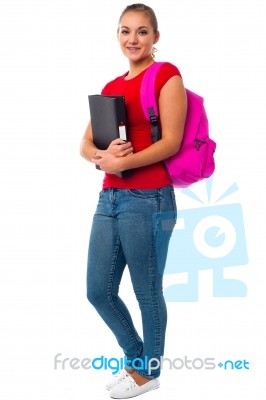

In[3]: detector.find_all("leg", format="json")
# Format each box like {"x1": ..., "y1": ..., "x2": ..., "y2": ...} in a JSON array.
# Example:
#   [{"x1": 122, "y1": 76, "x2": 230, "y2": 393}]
[
  {"x1": 117, "y1": 186, "x2": 177, "y2": 379},
  {"x1": 87, "y1": 190, "x2": 143, "y2": 361}
]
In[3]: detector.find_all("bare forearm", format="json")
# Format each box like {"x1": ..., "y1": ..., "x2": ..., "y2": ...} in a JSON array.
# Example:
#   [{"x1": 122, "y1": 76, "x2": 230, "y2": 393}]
[
  {"x1": 119, "y1": 137, "x2": 181, "y2": 171},
  {"x1": 80, "y1": 139, "x2": 98, "y2": 162}
]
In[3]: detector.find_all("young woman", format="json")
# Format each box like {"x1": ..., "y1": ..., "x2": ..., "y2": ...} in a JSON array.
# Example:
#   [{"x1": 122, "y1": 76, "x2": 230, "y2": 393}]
[{"x1": 80, "y1": 3, "x2": 187, "y2": 398}]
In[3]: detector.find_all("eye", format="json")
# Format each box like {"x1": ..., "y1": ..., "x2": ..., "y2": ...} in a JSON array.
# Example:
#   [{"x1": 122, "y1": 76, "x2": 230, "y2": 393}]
[
  {"x1": 139, "y1": 30, "x2": 148, "y2": 36},
  {"x1": 121, "y1": 30, "x2": 129, "y2": 35}
]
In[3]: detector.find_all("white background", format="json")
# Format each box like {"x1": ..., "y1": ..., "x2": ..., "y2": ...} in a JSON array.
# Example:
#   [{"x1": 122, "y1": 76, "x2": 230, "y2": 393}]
[{"x1": 0, "y1": 0, "x2": 265, "y2": 398}]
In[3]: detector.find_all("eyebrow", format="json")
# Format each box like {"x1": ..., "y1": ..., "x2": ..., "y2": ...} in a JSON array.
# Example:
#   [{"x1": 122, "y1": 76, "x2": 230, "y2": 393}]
[{"x1": 120, "y1": 26, "x2": 150, "y2": 30}]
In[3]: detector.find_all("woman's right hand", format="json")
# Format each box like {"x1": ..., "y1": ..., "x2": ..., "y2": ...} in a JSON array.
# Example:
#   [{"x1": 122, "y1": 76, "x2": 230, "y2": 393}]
[
  {"x1": 106, "y1": 138, "x2": 133, "y2": 157},
  {"x1": 80, "y1": 122, "x2": 133, "y2": 163}
]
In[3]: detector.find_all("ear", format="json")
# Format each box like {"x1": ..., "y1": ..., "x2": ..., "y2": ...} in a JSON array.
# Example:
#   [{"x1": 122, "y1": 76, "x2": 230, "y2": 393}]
[{"x1": 154, "y1": 31, "x2": 160, "y2": 44}]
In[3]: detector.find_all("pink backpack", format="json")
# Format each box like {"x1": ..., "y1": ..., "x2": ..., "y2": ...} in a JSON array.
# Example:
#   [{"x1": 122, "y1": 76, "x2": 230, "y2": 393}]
[{"x1": 140, "y1": 62, "x2": 216, "y2": 188}]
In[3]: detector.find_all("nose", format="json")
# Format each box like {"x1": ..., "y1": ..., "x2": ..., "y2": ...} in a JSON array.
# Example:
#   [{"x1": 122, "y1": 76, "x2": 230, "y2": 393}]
[{"x1": 128, "y1": 33, "x2": 138, "y2": 44}]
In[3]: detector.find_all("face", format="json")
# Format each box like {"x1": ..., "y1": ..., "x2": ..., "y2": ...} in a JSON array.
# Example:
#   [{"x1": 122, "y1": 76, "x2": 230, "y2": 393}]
[{"x1": 117, "y1": 11, "x2": 159, "y2": 64}]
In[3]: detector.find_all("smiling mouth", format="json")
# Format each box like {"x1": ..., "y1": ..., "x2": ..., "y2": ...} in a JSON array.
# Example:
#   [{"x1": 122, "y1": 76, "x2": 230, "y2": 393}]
[{"x1": 127, "y1": 47, "x2": 140, "y2": 51}]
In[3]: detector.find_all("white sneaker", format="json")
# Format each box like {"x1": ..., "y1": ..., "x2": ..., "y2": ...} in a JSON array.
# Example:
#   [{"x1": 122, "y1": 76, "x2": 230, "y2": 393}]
[
  {"x1": 109, "y1": 375, "x2": 160, "y2": 398},
  {"x1": 106, "y1": 369, "x2": 130, "y2": 391}
]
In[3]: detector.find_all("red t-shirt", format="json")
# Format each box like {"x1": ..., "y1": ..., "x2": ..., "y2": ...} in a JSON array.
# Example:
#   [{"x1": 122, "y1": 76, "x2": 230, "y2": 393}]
[{"x1": 101, "y1": 62, "x2": 181, "y2": 189}]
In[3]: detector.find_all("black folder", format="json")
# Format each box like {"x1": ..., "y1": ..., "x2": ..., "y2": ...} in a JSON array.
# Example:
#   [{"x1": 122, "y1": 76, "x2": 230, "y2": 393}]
[{"x1": 88, "y1": 95, "x2": 131, "y2": 178}]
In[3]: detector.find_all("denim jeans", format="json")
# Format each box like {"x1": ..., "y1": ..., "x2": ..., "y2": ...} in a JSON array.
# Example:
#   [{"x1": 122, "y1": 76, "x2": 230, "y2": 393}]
[{"x1": 87, "y1": 185, "x2": 177, "y2": 379}]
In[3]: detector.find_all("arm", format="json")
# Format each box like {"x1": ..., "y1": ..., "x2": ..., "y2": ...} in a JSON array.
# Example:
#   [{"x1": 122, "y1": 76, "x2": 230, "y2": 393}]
[
  {"x1": 93, "y1": 75, "x2": 187, "y2": 173},
  {"x1": 80, "y1": 122, "x2": 98, "y2": 162}
]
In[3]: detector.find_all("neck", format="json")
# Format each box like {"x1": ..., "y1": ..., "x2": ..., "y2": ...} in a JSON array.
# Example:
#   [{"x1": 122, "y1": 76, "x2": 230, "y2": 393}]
[{"x1": 127, "y1": 57, "x2": 155, "y2": 78}]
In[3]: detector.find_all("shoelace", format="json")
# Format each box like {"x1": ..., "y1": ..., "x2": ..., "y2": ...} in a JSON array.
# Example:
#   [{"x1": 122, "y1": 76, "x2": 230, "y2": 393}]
[
  {"x1": 114, "y1": 370, "x2": 128, "y2": 380},
  {"x1": 119, "y1": 376, "x2": 137, "y2": 390}
]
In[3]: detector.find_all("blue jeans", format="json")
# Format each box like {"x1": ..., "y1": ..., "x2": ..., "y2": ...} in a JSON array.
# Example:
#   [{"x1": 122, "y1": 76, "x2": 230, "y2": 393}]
[{"x1": 87, "y1": 185, "x2": 177, "y2": 379}]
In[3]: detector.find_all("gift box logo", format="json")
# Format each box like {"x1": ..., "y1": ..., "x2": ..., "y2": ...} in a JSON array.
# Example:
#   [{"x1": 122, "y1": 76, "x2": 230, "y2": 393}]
[{"x1": 163, "y1": 177, "x2": 249, "y2": 302}]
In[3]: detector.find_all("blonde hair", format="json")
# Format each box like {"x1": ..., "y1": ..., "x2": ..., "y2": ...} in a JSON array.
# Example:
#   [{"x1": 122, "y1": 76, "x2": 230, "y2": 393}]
[{"x1": 117, "y1": 3, "x2": 159, "y2": 33}]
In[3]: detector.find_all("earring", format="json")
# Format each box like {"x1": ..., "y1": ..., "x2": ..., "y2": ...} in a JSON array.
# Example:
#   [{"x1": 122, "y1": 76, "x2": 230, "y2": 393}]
[{"x1": 152, "y1": 46, "x2": 158, "y2": 59}]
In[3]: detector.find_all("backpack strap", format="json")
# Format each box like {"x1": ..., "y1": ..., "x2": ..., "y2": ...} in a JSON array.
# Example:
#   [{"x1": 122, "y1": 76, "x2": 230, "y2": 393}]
[{"x1": 140, "y1": 62, "x2": 166, "y2": 143}]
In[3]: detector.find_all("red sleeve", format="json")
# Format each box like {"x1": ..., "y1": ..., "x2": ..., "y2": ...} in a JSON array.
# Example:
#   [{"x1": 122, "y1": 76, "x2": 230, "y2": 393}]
[
  {"x1": 101, "y1": 81, "x2": 112, "y2": 95},
  {"x1": 155, "y1": 62, "x2": 182, "y2": 100},
  {"x1": 101, "y1": 75, "x2": 124, "y2": 95}
]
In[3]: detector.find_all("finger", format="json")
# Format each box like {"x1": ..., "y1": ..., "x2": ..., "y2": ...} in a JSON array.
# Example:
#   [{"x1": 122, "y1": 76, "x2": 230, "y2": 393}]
[
  {"x1": 119, "y1": 141, "x2": 132, "y2": 150},
  {"x1": 91, "y1": 156, "x2": 103, "y2": 165},
  {"x1": 122, "y1": 147, "x2": 134, "y2": 156},
  {"x1": 94, "y1": 150, "x2": 104, "y2": 158},
  {"x1": 91, "y1": 157, "x2": 98, "y2": 164},
  {"x1": 110, "y1": 138, "x2": 126, "y2": 146}
]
